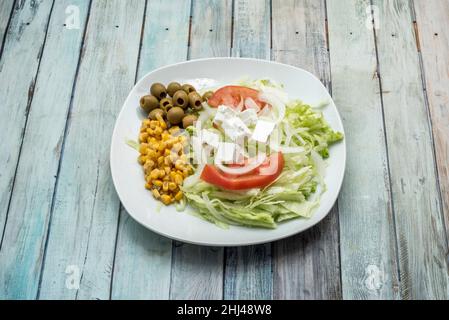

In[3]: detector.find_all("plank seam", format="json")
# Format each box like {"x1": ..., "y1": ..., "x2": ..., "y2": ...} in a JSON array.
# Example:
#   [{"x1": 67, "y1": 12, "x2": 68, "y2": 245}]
[
  {"x1": 0, "y1": 0, "x2": 56, "y2": 252},
  {"x1": 409, "y1": 0, "x2": 449, "y2": 251},
  {"x1": 36, "y1": 0, "x2": 94, "y2": 299},
  {"x1": 369, "y1": 0, "x2": 402, "y2": 299},
  {"x1": 109, "y1": 0, "x2": 149, "y2": 300},
  {"x1": 0, "y1": 0, "x2": 16, "y2": 61},
  {"x1": 323, "y1": 0, "x2": 341, "y2": 299}
]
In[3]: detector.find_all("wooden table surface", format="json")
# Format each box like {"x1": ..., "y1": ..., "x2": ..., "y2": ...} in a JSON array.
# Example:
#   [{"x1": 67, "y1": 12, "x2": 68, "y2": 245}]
[{"x1": 0, "y1": 0, "x2": 448, "y2": 300}]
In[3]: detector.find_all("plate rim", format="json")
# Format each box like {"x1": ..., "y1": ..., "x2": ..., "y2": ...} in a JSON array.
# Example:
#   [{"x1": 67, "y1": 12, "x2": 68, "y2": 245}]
[{"x1": 110, "y1": 57, "x2": 346, "y2": 246}]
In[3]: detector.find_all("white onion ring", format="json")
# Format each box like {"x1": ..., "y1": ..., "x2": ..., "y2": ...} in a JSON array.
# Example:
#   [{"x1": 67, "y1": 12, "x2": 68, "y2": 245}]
[
  {"x1": 215, "y1": 154, "x2": 266, "y2": 175},
  {"x1": 244, "y1": 97, "x2": 261, "y2": 112}
]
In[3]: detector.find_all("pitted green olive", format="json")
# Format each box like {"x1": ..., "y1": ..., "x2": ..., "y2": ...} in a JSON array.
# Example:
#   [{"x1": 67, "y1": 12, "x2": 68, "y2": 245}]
[
  {"x1": 150, "y1": 83, "x2": 167, "y2": 99},
  {"x1": 182, "y1": 84, "x2": 196, "y2": 94},
  {"x1": 167, "y1": 82, "x2": 182, "y2": 97},
  {"x1": 173, "y1": 90, "x2": 189, "y2": 109},
  {"x1": 188, "y1": 92, "x2": 203, "y2": 110},
  {"x1": 182, "y1": 114, "x2": 198, "y2": 129},
  {"x1": 140, "y1": 95, "x2": 159, "y2": 113},
  {"x1": 167, "y1": 107, "x2": 185, "y2": 125},
  {"x1": 202, "y1": 91, "x2": 214, "y2": 101},
  {"x1": 149, "y1": 108, "x2": 165, "y2": 120}
]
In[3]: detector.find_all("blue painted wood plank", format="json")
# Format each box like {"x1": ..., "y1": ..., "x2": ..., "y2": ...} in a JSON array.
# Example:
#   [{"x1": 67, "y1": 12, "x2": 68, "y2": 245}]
[
  {"x1": 169, "y1": 0, "x2": 233, "y2": 300},
  {"x1": 111, "y1": 0, "x2": 191, "y2": 300},
  {"x1": 0, "y1": 0, "x2": 54, "y2": 254},
  {"x1": 224, "y1": 0, "x2": 273, "y2": 301},
  {"x1": 0, "y1": 0, "x2": 15, "y2": 56},
  {"x1": 0, "y1": 0, "x2": 90, "y2": 300},
  {"x1": 327, "y1": 0, "x2": 399, "y2": 299},
  {"x1": 271, "y1": 0, "x2": 342, "y2": 300},
  {"x1": 38, "y1": 0, "x2": 146, "y2": 300}
]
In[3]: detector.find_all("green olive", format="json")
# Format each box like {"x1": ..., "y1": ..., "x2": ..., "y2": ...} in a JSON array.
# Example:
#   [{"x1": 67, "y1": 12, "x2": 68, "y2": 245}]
[
  {"x1": 173, "y1": 90, "x2": 189, "y2": 109},
  {"x1": 182, "y1": 84, "x2": 196, "y2": 94},
  {"x1": 149, "y1": 108, "x2": 165, "y2": 120},
  {"x1": 140, "y1": 95, "x2": 159, "y2": 113},
  {"x1": 188, "y1": 92, "x2": 203, "y2": 110},
  {"x1": 160, "y1": 97, "x2": 172, "y2": 108},
  {"x1": 182, "y1": 114, "x2": 198, "y2": 129},
  {"x1": 202, "y1": 91, "x2": 214, "y2": 101},
  {"x1": 161, "y1": 104, "x2": 173, "y2": 113},
  {"x1": 167, "y1": 82, "x2": 182, "y2": 97},
  {"x1": 167, "y1": 107, "x2": 185, "y2": 125},
  {"x1": 150, "y1": 83, "x2": 167, "y2": 100}
]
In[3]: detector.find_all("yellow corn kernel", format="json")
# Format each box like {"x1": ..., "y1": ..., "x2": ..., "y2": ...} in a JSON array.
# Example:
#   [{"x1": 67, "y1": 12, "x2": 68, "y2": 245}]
[
  {"x1": 139, "y1": 145, "x2": 149, "y2": 155},
  {"x1": 150, "y1": 169, "x2": 159, "y2": 180},
  {"x1": 157, "y1": 156, "x2": 164, "y2": 166},
  {"x1": 178, "y1": 135, "x2": 187, "y2": 143},
  {"x1": 163, "y1": 175, "x2": 170, "y2": 181},
  {"x1": 160, "y1": 194, "x2": 172, "y2": 205},
  {"x1": 146, "y1": 128, "x2": 154, "y2": 135},
  {"x1": 139, "y1": 132, "x2": 149, "y2": 143},
  {"x1": 174, "y1": 191, "x2": 183, "y2": 201},
  {"x1": 168, "y1": 182, "x2": 177, "y2": 191},
  {"x1": 142, "y1": 119, "x2": 151, "y2": 127},
  {"x1": 145, "y1": 182, "x2": 152, "y2": 190},
  {"x1": 182, "y1": 169, "x2": 190, "y2": 178},
  {"x1": 169, "y1": 153, "x2": 178, "y2": 164},
  {"x1": 138, "y1": 155, "x2": 147, "y2": 165},
  {"x1": 180, "y1": 154, "x2": 188, "y2": 162},
  {"x1": 172, "y1": 143, "x2": 182, "y2": 153},
  {"x1": 143, "y1": 161, "x2": 155, "y2": 174},
  {"x1": 163, "y1": 149, "x2": 171, "y2": 157},
  {"x1": 147, "y1": 150, "x2": 157, "y2": 159},
  {"x1": 159, "y1": 121, "x2": 167, "y2": 129},
  {"x1": 154, "y1": 127, "x2": 163, "y2": 136},
  {"x1": 164, "y1": 166, "x2": 171, "y2": 175},
  {"x1": 162, "y1": 181, "x2": 169, "y2": 192},
  {"x1": 169, "y1": 171, "x2": 177, "y2": 181},
  {"x1": 152, "y1": 189, "x2": 161, "y2": 199},
  {"x1": 174, "y1": 174, "x2": 183, "y2": 185},
  {"x1": 157, "y1": 142, "x2": 165, "y2": 151},
  {"x1": 175, "y1": 160, "x2": 185, "y2": 171},
  {"x1": 164, "y1": 156, "x2": 171, "y2": 166},
  {"x1": 161, "y1": 132, "x2": 170, "y2": 141},
  {"x1": 153, "y1": 180, "x2": 163, "y2": 188},
  {"x1": 151, "y1": 142, "x2": 159, "y2": 150}
]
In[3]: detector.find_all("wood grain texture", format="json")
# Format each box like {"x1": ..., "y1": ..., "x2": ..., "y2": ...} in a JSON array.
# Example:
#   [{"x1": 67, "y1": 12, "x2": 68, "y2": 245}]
[
  {"x1": 110, "y1": 0, "x2": 191, "y2": 300},
  {"x1": 169, "y1": 0, "x2": 232, "y2": 300},
  {"x1": 0, "y1": 0, "x2": 90, "y2": 300},
  {"x1": 327, "y1": 0, "x2": 399, "y2": 299},
  {"x1": 38, "y1": 0, "x2": 145, "y2": 300},
  {"x1": 271, "y1": 0, "x2": 342, "y2": 300},
  {"x1": 0, "y1": 0, "x2": 53, "y2": 252},
  {"x1": 374, "y1": 0, "x2": 449, "y2": 300},
  {"x1": 224, "y1": 0, "x2": 272, "y2": 301},
  {"x1": 414, "y1": 0, "x2": 449, "y2": 254},
  {"x1": 0, "y1": 0, "x2": 15, "y2": 55}
]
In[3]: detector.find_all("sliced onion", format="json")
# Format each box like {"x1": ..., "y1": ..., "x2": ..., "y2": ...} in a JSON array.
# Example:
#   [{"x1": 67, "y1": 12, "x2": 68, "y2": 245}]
[
  {"x1": 215, "y1": 153, "x2": 266, "y2": 176},
  {"x1": 235, "y1": 96, "x2": 244, "y2": 112},
  {"x1": 244, "y1": 97, "x2": 261, "y2": 112},
  {"x1": 259, "y1": 92, "x2": 285, "y2": 124},
  {"x1": 270, "y1": 142, "x2": 305, "y2": 154}
]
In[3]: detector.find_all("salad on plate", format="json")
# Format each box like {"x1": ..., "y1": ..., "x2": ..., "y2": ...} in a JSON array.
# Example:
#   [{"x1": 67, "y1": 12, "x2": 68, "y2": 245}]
[{"x1": 133, "y1": 79, "x2": 343, "y2": 229}]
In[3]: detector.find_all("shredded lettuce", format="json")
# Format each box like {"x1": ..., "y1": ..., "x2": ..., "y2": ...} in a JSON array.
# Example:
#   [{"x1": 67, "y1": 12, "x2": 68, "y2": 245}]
[{"x1": 181, "y1": 81, "x2": 343, "y2": 229}]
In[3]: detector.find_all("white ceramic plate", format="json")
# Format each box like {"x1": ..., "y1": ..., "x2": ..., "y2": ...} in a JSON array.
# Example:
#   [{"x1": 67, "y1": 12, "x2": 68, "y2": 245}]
[{"x1": 110, "y1": 58, "x2": 346, "y2": 246}]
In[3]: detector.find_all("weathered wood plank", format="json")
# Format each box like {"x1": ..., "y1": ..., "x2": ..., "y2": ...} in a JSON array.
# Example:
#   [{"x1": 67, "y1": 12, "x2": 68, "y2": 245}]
[
  {"x1": 38, "y1": 0, "x2": 145, "y2": 300},
  {"x1": 111, "y1": 0, "x2": 191, "y2": 300},
  {"x1": 327, "y1": 0, "x2": 399, "y2": 299},
  {"x1": 0, "y1": 0, "x2": 90, "y2": 300},
  {"x1": 169, "y1": 0, "x2": 232, "y2": 300},
  {"x1": 224, "y1": 0, "x2": 272, "y2": 301},
  {"x1": 414, "y1": 0, "x2": 449, "y2": 257},
  {"x1": 374, "y1": 0, "x2": 448, "y2": 300},
  {"x1": 0, "y1": 0, "x2": 54, "y2": 252},
  {"x1": 271, "y1": 0, "x2": 341, "y2": 300},
  {"x1": 0, "y1": 0, "x2": 15, "y2": 55}
]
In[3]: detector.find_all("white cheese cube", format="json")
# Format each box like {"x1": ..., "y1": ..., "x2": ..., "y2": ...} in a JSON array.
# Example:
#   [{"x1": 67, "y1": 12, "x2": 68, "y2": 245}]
[
  {"x1": 221, "y1": 117, "x2": 251, "y2": 141},
  {"x1": 200, "y1": 129, "x2": 219, "y2": 148},
  {"x1": 215, "y1": 142, "x2": 237, "y2": 164},
  {"x1": 213, "y1": 105, "x2": 236, "y2": 124},
  {"x1": 239, "y1": 109, "x2": 258, "y2": 126},
  {"x1": 251, "y1": 120, "x2": 276, "y2": 143}
]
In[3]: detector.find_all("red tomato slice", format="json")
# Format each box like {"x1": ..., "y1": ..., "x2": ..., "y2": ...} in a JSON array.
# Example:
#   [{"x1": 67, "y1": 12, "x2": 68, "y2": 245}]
[
  {"x1": 208, "y1": 86, "x2": 266, "y2": 110},
  {"x1": 200, "y1": 153, "x2": 284, "y2": 190}
]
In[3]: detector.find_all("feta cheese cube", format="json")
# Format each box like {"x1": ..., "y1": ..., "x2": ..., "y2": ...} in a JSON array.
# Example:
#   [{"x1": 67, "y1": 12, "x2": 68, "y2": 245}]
[
  {"x1": 215, "y1": 142, "x2": 237, "y2": 164},
  {"x1": 221, "y1": 117, "x2": 251, "y2": 141},
  {"x1": 251, "y1": 120, "x2": 276, "y2": 143},
  {"x1": 239, "y1": 109, "x2": 258, "y2": 126},
  {"x1": 200, "y1": 129, "x2": 219, "y2": 148},
  {"x1": 213, "y1": 105, "x2": 236, "y2": 124}
]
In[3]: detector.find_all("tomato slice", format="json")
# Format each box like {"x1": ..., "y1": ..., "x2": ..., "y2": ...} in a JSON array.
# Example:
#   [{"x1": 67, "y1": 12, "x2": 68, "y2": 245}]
[
  {"x1": 208, "y1": 85, "x2": 266, "y2": 110},
  {"x1": 200, "y1": 153, "x2": 284, "y2": 190}
]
